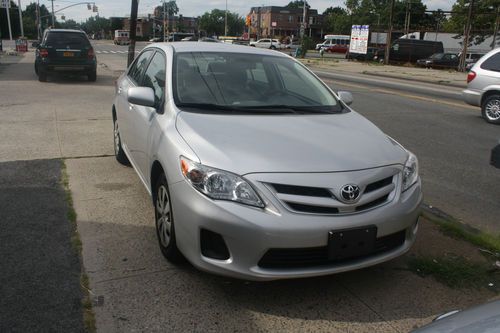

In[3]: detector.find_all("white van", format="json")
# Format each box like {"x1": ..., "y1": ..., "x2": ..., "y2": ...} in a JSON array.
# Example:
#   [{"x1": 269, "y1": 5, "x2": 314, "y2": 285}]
[
  {"x1": 315, "y1": 35, "x2": 350, "y2": 52},
  {"x1": 114, "y1": 30, "x2": 130, "y2": 45}
]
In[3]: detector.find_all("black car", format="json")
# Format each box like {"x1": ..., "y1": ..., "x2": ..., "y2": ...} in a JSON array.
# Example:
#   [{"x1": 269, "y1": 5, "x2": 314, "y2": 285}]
[
  {"x1": 346, "y1": 47, "x2": 385, "y2": 61},
  {"x1": 34, "y1": 29, "x2": 97, "y2": 82},
  {"x1": 416, "y1": 53, "x2": 459, "y2": 69}
]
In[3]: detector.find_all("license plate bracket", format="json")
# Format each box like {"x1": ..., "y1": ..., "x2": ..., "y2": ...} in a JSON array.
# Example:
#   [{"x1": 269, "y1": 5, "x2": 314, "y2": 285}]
[{"x1": 328, "y1": 226, "x2": 377, "y2": 260}]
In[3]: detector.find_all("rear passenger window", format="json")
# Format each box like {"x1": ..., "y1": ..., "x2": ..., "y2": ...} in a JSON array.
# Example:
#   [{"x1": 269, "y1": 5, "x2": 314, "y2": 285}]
[
  {"x1": 481, "y1": 53, "x2": 500, "y2": 72},
  {"x1": 128, "y1": 50, "x2": 153, "y2": 84}
]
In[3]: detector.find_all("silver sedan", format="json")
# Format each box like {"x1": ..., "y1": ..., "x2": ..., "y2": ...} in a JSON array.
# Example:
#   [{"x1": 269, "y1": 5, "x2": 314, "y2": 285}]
[{"x1": 112, "y1": 42, "x2": 422, "y2": 280}]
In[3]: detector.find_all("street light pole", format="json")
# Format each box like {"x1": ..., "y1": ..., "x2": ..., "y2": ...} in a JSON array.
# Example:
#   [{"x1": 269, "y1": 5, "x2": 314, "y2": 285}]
[
  {"x1": 459, "y1": 0, "x2": 475, "y2": 72},
  {"x1": 492, "y1": 7, "x2": 499, "y2": 50},
  {"x1": 384, "y1": 0, "x2": 395, "y2": 65},
  {"x1": 17, "y1": 0, "x2": 24, "y2": 37}
]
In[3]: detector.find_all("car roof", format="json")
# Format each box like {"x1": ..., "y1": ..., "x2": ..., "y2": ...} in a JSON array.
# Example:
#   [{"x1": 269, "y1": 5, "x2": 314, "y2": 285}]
[
  {"x1": 146, "y1": 41, "x2": 290, "y2": 58},
  {"x1": 47, "y1": 29, "x2": 86, "y2": 34}
]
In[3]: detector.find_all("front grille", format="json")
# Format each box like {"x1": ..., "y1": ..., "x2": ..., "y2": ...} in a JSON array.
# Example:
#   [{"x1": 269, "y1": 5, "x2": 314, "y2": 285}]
[
  {"x1": 271, "y1": 183, "x2": 332, "y2": 197},
  {"x1": 269, "y1": 175, "x2": 395, "y2": 215},
  {"x1": 364, "y1": 176, "x2": 393, "y2": 193},
  {"x1": 258, "y1": 230, "x2": 406, "y2": 269}
]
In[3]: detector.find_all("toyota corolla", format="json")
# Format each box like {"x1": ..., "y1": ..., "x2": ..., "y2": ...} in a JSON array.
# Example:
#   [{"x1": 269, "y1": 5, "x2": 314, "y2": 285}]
[{"x1": 112, "y1": 42, "x2": 422, "y2": 281}]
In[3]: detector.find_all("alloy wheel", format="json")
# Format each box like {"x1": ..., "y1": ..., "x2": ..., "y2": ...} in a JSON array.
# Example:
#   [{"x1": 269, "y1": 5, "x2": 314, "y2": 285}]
[
  {"x1": 156, "y1": 185, "x2": 172, "y2": 247},
  {"x1": 485, "y1": 98, "x2": 500, "y2": 121},
  {"x1": 113, "y1": 121, "x2": 120, "y2": 154}
]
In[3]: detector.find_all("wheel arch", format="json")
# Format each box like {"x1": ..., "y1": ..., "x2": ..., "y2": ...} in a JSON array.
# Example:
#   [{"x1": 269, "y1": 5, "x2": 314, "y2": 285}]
[
  {"x1": 481, "y1": 89, "x2": 500, "y2": 107},
  {"x1": 150, "y1": 160, "x2": 165, "y2": 203}
]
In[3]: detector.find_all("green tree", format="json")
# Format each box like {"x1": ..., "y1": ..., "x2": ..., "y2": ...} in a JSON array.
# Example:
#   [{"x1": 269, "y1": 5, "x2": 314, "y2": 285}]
[
  {"x1": 154, "y1": 1, "x2": 179, "y2": 20},
  {"x1": 1, "y1": 1, "x2": 21, "y2": 38},
  {"x1": 81, "y1": 16, "x2": 110, "y2": 35},
  {"x1": 444, "y1": 0, "x2": 498, "y2": 46},
  {"x1": 198, "y1": 9, "x2": 244, "y2": 36},
  {"x1": 285, "y1": 1, "x2": 310, "y2": 9}
]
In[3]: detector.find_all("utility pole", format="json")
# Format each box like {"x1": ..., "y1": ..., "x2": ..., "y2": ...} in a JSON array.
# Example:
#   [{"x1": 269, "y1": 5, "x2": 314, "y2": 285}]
[
  {"x1": 224, "y1": 0, "x2": 228, "y2": 36},
  {"x1": 384, "y1": 0, "x2": 395, "y2": 64},
  {"x1": 128, "y1": 0, "x2": 139, "y2": 67},
  {"x1": 36, "y1": 0, "x2": 41, "y2": 40},
  {"x1": 162, "y1": 0, "x2": 166, "y2": 42},
  {"x1": 301, "y1": 0, "x2": 307, "y2": 39},
  {"x1": 459, "y1": 0, "x2": 475, "y2": 72},
  {"x1": 51, "y1": 0, "x2": 55, "y2": 26},
  {"x1": 492, "y1": 7, "x2": 499, "y2": 50},
  {"x1": 5, "y1": 0, "x2": 12, "y2": 40}
]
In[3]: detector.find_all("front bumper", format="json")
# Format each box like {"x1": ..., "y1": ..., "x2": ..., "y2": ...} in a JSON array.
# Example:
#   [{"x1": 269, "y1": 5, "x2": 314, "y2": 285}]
[
  {"x1": 462, "y1": 89, "x2": 482, "y2": 107},
  {"x1": 169, "y1": 169, "x2": 422, "y2": 281}
]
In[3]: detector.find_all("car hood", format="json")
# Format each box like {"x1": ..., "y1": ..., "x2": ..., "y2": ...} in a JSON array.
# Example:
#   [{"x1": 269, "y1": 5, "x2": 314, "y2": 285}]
[{"x1": 176, "y1": 111, "x2": 408, "y2": 174}]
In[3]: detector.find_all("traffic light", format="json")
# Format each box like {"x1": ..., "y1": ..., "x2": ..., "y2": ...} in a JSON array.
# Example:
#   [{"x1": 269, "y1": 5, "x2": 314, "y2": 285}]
[
  {"x1": 87, "y1": 4, "x2": 91, "y2": 10},
  {"x1": 93, "y1": 5, "x2": 98, "y2": 12},
  {"x1": 245, "y1": 15, "x2": 251, "y2": 26}
]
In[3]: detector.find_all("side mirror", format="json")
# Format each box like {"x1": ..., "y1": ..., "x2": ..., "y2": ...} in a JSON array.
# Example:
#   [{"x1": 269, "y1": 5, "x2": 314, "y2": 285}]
[
  {"x1": 338, "y1": 91, "x2": 354, "y2": 106},
  {"x1": 127, "y1": 87, "x2": 156, "y2": 108},
  {"x1": 491, "y1": 142, "x2": 500, "y2": 169},
  {"x1": 32, "y1": 41, "x2": 40, "y2": 47}
]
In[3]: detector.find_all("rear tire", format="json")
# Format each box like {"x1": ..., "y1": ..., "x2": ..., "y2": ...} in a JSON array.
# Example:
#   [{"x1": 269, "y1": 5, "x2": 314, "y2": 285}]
[
  {"x1": 88, "y1": 70, "x2": 97, "y2": 82},
  {"x1": 270, "y1": 45, "x2": 276, "y2": 50},
  {"x1": 481, "y1": 94, "x2": 500, "y2": 124},
  {"x1": 154, "y1": 173, "x2": 184, "y2": 263},
  {"x1": 113, "y1": 117, "x2": 130, "y2": 165},
  {"x1": 38, "y1": 70, "x2": 47, "y2": 82}
]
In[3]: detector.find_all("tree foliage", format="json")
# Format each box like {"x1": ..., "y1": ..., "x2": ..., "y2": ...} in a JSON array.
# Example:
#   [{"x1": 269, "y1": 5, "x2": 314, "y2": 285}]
[
  {"x1": 285, "y1": 1, "x2": 310, "y2": 9},
  {"x1": 198, "y1": 9, "x2": 244, "y2": 36},
  {"x1": 80, "y1": 16, "x2": 111, "y2": 34},
  {"x1": 322, "y1": 0, "x2": 449, "y2": 34},
  {"x1": 154, "y1": 1, "x2": 179, "y2": 20}
]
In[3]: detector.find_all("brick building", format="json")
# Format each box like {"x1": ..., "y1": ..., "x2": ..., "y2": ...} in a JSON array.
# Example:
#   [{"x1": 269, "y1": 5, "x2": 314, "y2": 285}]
[{"x1": 248, "y1": 6, "x2": 324, "y2": 41}]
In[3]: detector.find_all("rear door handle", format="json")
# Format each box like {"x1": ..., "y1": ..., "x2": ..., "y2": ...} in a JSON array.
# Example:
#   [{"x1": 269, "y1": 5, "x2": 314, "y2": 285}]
[{"x1": 118, "y1": 87, "x2": 123, "y2": 95}]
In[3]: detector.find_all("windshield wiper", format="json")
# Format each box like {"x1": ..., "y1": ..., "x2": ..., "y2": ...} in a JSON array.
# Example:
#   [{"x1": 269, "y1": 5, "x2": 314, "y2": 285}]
[
  {"x1": 176, "y1": 103, "x2": 299, "y2": 114},
  {"x1": 247, "y1": 105, "x2": 342, "y2": 114}
]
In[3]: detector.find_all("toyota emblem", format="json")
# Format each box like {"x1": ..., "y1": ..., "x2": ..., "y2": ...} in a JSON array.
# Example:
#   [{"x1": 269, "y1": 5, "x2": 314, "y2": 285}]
[{"x1": 340, "y1": 184, "x2": 360, "y2": 203}]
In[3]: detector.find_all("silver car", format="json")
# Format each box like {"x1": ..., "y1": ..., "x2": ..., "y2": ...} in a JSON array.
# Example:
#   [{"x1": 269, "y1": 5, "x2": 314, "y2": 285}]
[
  {"x1": 463, "y1": 48, "x2": 500, "y2": 124},
  {"x1": 112, "y1": 42, "x2": 422, "y2": 281}
]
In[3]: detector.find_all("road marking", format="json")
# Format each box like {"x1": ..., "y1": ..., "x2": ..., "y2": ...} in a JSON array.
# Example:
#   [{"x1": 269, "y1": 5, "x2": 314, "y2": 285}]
[
  {"x1": 326, "y1": 80, "x2": 477, "y2": 110},
  {"x1": 101, "y1": 50, "x2": 109, "y2": 54},
  {"x1": 110, "y1": 51, "x2": 117, "y2": 54}
]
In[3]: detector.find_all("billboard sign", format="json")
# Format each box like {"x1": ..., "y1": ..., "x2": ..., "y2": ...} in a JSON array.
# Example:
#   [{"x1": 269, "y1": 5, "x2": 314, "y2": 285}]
[
  {"x1": 0, "y1": 0, "x2": 10, "y2": 8},
  {"x1": 349, "y1": 25, "x2": 369, "y2": 54}
]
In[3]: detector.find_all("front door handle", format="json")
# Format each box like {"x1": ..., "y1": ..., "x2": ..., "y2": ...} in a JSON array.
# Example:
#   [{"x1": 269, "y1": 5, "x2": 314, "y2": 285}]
[{"x1": 117, "y1": 87, "x2": 123, "y2": 95}]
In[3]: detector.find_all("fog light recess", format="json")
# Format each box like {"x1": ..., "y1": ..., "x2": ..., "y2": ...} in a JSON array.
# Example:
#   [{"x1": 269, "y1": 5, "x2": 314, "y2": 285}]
[{"x1": 200, "y1": 229, "x2": 230, "y2": 260}]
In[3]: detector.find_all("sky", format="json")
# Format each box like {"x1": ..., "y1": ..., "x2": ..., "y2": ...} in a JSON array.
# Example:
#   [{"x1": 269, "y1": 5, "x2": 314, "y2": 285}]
[{"x1": 29, "y1": 0, "x2": 455, "y2": 23}]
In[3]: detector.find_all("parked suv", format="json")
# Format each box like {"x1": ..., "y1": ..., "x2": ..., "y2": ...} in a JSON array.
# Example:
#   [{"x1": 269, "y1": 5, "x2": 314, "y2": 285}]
[
  {"x1": 463, "y1": 48, "x2": 500, "y2": 124},
  {"x1": 249, "y1": 39, "x2": 283, "y2": 49},
  {"x1": 34, "y1": 29, "x2": 97, "y2": 82}
]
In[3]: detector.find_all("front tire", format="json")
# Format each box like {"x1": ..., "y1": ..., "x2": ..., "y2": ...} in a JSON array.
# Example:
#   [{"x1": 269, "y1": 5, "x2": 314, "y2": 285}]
[
  {"x1": 482, "y1": 94, "x2": 500, "y2": 124},
  {"x1": 113, "y1": 117, "x2": 130, "y2": 165},
  {"x1": 154, "y1": 174, "x2": 184, "y2": 263}
]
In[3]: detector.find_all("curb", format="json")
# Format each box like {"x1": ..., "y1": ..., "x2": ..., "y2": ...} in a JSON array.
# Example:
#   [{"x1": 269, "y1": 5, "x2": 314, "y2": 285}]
[{"x1": 362, "y1": 71, "x2": 467, "y2": 89}]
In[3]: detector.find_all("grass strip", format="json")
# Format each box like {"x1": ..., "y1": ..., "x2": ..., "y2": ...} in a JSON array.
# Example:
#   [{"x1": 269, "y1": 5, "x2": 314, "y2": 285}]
[
  {"x1": 422, "y1": 210, "x2": 500, "y2": 255},
  {"x1": 408, "y1": 256, "x2": 498, "y2": 290},
  {"x1": 61, "y1": 160, "x2": 96, "y2": 333}
]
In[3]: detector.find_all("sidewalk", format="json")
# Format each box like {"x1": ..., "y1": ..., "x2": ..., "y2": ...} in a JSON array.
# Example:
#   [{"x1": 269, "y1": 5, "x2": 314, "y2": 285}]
[{"x1": 301, "y1": 58, "x2": 468, "y2": 88}]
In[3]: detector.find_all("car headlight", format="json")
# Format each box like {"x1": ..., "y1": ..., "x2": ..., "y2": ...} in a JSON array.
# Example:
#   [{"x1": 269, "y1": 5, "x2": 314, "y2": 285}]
[
  {"x1": 402, "y1": 151, "x2": 419, "y2": 191},
  {"x1": 180, "y1": 157, "x2": 265, "y2": 208}
]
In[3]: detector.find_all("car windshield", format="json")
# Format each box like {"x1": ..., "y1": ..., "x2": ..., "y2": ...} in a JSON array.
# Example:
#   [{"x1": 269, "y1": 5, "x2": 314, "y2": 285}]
[
  {"x1": 174, "y1": 52, "x2": 341, "y2": 113},
  {"x1": 430, "y1": 53, "x2": 444, "y2": 59}
]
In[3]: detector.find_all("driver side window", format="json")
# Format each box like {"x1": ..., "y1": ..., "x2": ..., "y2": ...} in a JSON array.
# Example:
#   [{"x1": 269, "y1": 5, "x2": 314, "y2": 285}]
[
  {"x1": 128, "y1": 50, "x2": 153, "y2": 85},
  {"x1": 141, "y1": 51, "x2": 166, "y2": 109}
]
